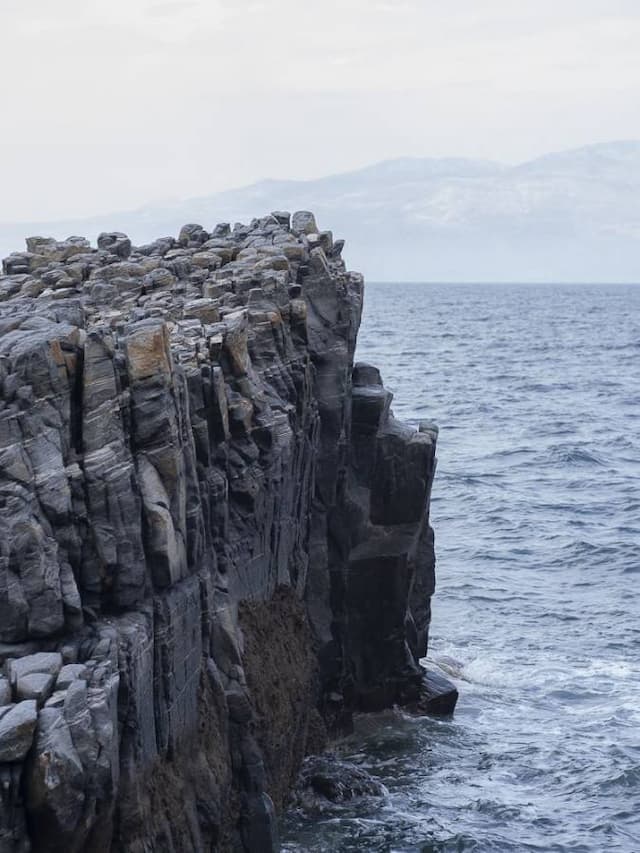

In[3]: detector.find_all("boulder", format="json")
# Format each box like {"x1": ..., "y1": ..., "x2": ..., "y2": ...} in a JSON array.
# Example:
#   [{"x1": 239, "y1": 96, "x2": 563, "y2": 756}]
[
  {"x1": 404, "y1": 669, "x2": 459, "y2": 717},
  {"x1": 178, "y1": 223, "x2": 209, "y2": 248},
  {"x1": 291, "y1": 755, "x2": 386, "y2": 809},
  {"x1": 16, "y1": 672, "x2": 56, "y2": 706},
  {"x1": 0, "y1": 701, "x2": 38, "y2": 762},
  {"x1": 97, "y1": 232, "x2": 132, "y2": 259},
  {"x1": 56, "y1": 664, "x2": 88, "y2": 692},
  {"x1": 291, "y1": 210, "x2": 318, "y2": 235},
  {"x1": 7, "y1": 653, "x2": 63, "y2": 687}
]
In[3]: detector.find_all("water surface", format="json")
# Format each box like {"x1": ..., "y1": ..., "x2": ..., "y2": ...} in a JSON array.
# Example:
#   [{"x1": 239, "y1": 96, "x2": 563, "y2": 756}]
[{"x1": 283, "y1": 282, "x2": 640, "y2": 852}]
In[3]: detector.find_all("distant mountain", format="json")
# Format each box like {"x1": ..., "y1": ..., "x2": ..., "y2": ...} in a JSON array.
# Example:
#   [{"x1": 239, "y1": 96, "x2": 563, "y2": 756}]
[{"x1": 2, "y1": 141, "x2": 639, "y2": 282}]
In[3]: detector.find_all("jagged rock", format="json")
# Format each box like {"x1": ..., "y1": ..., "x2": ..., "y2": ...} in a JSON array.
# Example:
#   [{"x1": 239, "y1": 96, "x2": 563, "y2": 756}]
[
  {"x1": 270, "y1": 211, "x2": 291, "y2": 228},
  {"x1": 291, "y1": 210, "x2": 318, "y2": 235},
  {"x1": 0, "y1": 701, "x2": 38, "y2": 762},
  {"x1": 0, "y1": 764, "x2": 30, "y2": 853},
  {"x1": 291, "y1": 755, "x2": 385, "y2": 809},
  {"x1": 97, "y1": 232, "x2": 132, "y2": 259},
  {"x1": 0, "y1": 211, "x2": 451, "y2": 851},
  {"x1": 56, "y1": 664, "x2": 88, "y2": 691},
  {"x1": 178, "y1": 223, "x2": 209, "y2": 248},
  {"x1": 404, "y1": 670, "x2": 459, "y2": 717},
  {"x1": 24, "y1": 236, "x2": 90, "y2": 263}
]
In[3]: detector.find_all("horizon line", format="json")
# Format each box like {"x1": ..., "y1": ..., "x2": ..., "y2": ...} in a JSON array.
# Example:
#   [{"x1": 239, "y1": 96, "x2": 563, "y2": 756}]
[{"x1": 367, "y1": 280, "x2": 640, "y2": 286}]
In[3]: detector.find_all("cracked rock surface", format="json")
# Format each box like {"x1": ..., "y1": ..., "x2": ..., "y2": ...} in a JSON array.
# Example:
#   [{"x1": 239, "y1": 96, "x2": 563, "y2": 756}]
[{"x1": 0, "y1": 212, "x2": 452, "y2": 852}]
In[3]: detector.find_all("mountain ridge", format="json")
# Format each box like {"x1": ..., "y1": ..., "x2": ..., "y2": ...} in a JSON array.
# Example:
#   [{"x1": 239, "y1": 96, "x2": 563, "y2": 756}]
[{"x1": 2, "y1": 140, "x2": 639, "y2": 282}]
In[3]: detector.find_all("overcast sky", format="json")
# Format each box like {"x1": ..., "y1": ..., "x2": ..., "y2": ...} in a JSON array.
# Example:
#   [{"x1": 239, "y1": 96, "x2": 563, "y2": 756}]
[{"x1": 1, "y1": 0, "x2": 639, "y2": 222}]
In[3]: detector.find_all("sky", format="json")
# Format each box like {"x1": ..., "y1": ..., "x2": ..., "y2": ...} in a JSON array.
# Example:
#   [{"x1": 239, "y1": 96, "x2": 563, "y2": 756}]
[{"x1": 1, "y1": 0, "x2": 639, "y2": 222}]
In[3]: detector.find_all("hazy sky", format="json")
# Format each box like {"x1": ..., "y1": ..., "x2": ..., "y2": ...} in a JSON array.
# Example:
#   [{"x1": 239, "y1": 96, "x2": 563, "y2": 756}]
[{"x1": 1, "y1": 0, "x2": 639, "y2": 222}]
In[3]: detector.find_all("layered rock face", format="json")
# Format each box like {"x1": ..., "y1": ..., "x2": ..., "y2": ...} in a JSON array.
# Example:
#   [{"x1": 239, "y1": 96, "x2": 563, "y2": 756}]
[{"x1": 0, "y1": 212, "x2": 454, "y2": 852}]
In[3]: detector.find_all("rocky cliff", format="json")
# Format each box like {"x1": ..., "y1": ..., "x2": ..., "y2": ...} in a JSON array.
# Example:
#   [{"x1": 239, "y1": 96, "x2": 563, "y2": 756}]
[{"x1": 0, "y1": 211, "x2": 456, "y2": 852}]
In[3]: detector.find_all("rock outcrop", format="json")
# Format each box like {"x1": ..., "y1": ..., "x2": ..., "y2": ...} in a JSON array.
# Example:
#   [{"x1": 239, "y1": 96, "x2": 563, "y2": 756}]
[{"x1": 0, "y1": 212, "x2": 456, "y2": 852}]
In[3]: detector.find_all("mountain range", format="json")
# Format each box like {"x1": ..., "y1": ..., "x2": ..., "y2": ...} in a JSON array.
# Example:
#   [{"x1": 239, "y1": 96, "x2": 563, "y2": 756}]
[{"x1": 2, "y1": 141, "x2": 639, "y2": 282}]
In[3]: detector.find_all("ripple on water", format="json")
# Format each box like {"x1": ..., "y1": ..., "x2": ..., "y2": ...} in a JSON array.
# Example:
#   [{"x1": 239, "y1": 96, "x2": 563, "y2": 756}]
[{"x1": 282, "y1": 283, "x2": 640, "y2": 853}]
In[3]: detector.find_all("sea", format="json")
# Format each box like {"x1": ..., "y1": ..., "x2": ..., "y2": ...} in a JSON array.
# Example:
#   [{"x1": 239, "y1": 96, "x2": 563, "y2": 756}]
[{"x1": 282, "y1": 282, "x2": 640, "y2": 852}]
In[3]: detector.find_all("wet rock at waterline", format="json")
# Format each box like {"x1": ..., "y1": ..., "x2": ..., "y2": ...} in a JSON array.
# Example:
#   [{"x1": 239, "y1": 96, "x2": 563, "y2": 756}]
[
  {"x1": 290, "y1": 754, "x2": 387, "y2": 812},
  {"x1": 0, "y1": 212, "x2": 456, "y2": 851}
]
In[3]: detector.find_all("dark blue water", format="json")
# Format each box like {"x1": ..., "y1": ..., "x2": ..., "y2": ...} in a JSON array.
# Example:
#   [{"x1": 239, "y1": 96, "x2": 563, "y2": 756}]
[{"x1": 283, "y1": 283, "x2": 640, "y2": 852}]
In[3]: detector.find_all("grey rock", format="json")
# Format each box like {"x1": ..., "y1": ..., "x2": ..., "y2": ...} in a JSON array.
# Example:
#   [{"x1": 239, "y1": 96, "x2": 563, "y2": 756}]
[
  {"x1": 183, "y1": 297, "x2": 220, "y2": 324},
  {"x1": 7, "y1": 653, "x2": 63, "y2": 687},
  {"x1": 370, "y1": 419, "x2": 436, "y2": 526},
  {"x1": 240, "y1": 792, "x2": 279, "y2": 853},
  {"x1": 178, "y1": 223, "x2": 209, "y2": 248},
  {"x1": 56, "y1": 664, "x2": 88, "y2": 691},
  {"x1": 225, "y1": 686, "x2": 252, "y2": 724},
  {"x1": 0, "y1": 676, "x2": 11, "y2": 705},
  {"x1": 16, "y1": 671, "x2": 56, "y2": 705},
  {"x1": 0, "y1": 211, "x2": 451, "y2": 851},
  {"x1": 24, "y1": 235, "x2": 90, "y2": 263},
  {"x1": 44, "y1": 690, "x2": 68, "y2": 708},
  {"x1": 64, "y1": 679, "x2": 99, "y2": 771},
  {"x1": 292, "y1": 755, "x2": 386, "y2": 807},
  {"x1": 270, "y1": 210, "x2": 291, "y2": 228},
  {"x1": 97, "y1": 232, "x2": 132, "y2": 259},
  {"x1": 329, "y1": 238, "x2": 345, "y2": 258},
  {"x1": 291, "y1": 210, "x2": 318, "y2": 235},
  {"x1": 404, "y1": 669, "x2": 459, "y2": 717},
  {"x1": 0, "y1": 700, "x2": 38, "y2": 762}
]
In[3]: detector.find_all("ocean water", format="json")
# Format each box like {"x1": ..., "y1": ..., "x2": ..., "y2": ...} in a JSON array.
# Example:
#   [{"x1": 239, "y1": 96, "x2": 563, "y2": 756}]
[{"x1": 282, "y1": 282, "x2": 640, "y2": 852}]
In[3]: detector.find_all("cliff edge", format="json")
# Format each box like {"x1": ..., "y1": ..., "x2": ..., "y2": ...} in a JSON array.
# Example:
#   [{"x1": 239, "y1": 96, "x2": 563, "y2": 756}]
[{"x1": 0, "y1": 212, "x2": 456, "y2": 852}]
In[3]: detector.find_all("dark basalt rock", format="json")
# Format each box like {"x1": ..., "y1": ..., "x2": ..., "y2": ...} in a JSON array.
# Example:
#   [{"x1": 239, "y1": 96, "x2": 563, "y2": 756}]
[
  {"x1": 404, "y1": 670, "x2": 460, "y2": 717},
  {"x1": 0, "y1": 211, "x2": 457, "y2": 852},
  {"x1": 290, "y1": 754, "x2": 386, "y2": 811}
]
